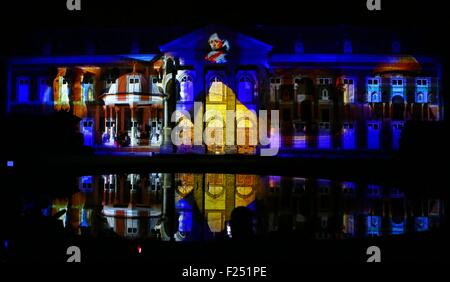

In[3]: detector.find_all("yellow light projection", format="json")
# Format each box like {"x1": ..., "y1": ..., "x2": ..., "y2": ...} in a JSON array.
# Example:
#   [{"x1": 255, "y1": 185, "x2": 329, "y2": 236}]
[
  {"x1": 204, "y1": 173, "x2": 226, "y2": 210},
  {"x1": 176, "y1": 173, "x2": 195, "y2": 197},
  {"x1": 207, "y1": 212, "x2": 224, "y2": 233},
  {"x1": 235, "y1": 174, "x2": 256, "y2": 207},
  {"x1": 208, "y1": 80, "x2": 225, "y2": 102},
  {"x1": 205, "y1": 80, "x2": 258, "y2": 154},
  {"x1": 204, "y1": 104, "x2": 226, "y2": 153}
]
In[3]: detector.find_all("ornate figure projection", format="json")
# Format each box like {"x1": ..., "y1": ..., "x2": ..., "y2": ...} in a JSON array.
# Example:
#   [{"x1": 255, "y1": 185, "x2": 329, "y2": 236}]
[{"x1": 205, "y1": 33, "x2": 230, "y2": 64}]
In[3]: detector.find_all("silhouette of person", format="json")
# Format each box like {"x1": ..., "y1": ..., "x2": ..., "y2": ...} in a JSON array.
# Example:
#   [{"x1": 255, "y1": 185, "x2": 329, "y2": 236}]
[{"x1": 229, "y1": 206, "x2": 254, "y2": 240}]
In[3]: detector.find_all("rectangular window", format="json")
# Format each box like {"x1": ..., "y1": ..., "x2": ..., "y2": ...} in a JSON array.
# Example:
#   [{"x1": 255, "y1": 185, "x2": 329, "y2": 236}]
[
  {"x1": 415, "y1": 78, "x2": 430, "y2": 103},
  {"x1": 16, "y1": 77, "x2": 30, "y2": 103},
  {"x1": 367, "y1": 77, "x2": 381, "y2": 102},
  {"x1": 343, "y1": 77, "x2": 355, "y2": 103},
  {"x1": 82, "y1": 77, "x2": 95, "y2": 102},
  {"x1": 269, "y1": 78, "x2": 281, "y2": 102},
  {"x1": 128, "y1": 75, "x2": 141, "y2": 93},
  {"x1": 318, "y1": 78, "x2": 332, "y2": 85}
]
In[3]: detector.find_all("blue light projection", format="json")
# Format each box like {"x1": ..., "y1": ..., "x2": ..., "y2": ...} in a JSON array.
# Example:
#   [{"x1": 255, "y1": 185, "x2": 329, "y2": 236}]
[
  {"x1": 415, "y1": 217, "x2": 429, "y2": 232},
  {"x1": 317, "y1": 133, "x2": 331, "y2": 149},
  {"x1": 391, "y1": 78, "x2": 405, "y2": 100},
  {"x1": 391, "y1": 219, "x2": 405, "y2": 235},
  {"x1": 17, "y1": 77, "x2": 30, "y2": 103},
  {"x1": 7, "y1": 160, "x2": 14, "y2": 167},
  {"x1": 80, "y1": 208, "x2": 89, "y2": 227},
  {"x1": 367, "y1": 122, "x2": 381, "y2": 150},
  {"x1": 391, "y1": 122, "x2": 403, "y2": 150},
  {"x1": 415, "y1": 78, "x2": 429, "y2": 103},
  {"x1": 176, "y1": 198, "x2": 193, "y2": 234},
  {"x1": 367, "y1": 215, "x2": 381, "y2": 236},
  {"x1": 367, "y1": 78, "x2": 381, "y2": 103},
  {"x1": 80, "y1": 119, "x2": 94, "y2": 147},
  {"x1": 342, "y1": 123, "x2": 356, "y2": 149},
  {"x1": 80, "y1": 176, "x2": 93, "y2": 192},
  {"x1": 367, "y1": 184, "x2": 382, "y2": 198}
]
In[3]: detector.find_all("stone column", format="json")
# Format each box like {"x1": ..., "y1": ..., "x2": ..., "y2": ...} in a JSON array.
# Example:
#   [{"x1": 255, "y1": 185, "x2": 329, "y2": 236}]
[
  {"x1": 128, "y1": 174, "x2": 137, "y2": 209},
  {"x1": 161, "y1": 97, "x2": 173, "y2": 153},
  {"x1": 115, "y1": 106, "x2": 120, "y2": 143},
  {"x1": 102, "y1": 175, "x2": 109, "y2": 206},
  {"x1": 162, "y1": 173, "x2": 175, "y2": 241},
  {"x1": 114, "y1": 174, "x2": 119, "y2": 205},
  {"x1": 130, "y1": 105, "x2": 137, "y2": 146},
  {"x1": 109, "y1": 106, "x2": 115, "y2": 144},
  {"x1": 103, "y1": 105, "x2": 109, "y2": 144}
]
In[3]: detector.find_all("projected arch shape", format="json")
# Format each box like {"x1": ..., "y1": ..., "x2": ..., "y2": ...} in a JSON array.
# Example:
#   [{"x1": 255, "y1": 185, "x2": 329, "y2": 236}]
[
  {"x1": 237, "y1": 75, "x2": 255, "y2": 103},
  {"x1": 416, "y1": 92, "x2": 424, "y2": 103},
  {"x1": 321, "y1": 89, "x2": 329, "y2": 100},
  {"x1": 178, "y1": 75, "x2": 194, "y2": 102},
  {"x1": 175, "y1": 115, "x2": 194, "y2": 147},
  {"x1": 207, "y1": 75, "x2": 227, "y2": 102},
  {"x1": 370, "y1": 92, "x2": 381, "y2": 103}
]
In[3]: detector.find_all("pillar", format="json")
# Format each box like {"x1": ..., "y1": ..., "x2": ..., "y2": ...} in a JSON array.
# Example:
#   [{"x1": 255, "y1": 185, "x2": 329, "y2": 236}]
[
  {"x1": 102, "y1": 175, "x2": 109, "y2": 206},
  {"x1": 130, "y1": 105, "x2": 137, "y2": 146},
  {"x1": 115, "y1": 106, "x2": 120, "y2": 143},
  {"x1": 128, "y1": 174, "x2": 137, "y2": 209},
  {"x1": 162, "y1": 173, "x2": 175, "y2": 241},
  {"x1": 114, "y1": 174, "x2": 119, "y2": 205},
  {"x1": 103, "y1": 106, "x2": 109, "y2": 144},
  {"x1": 161, "y1": 97, "x2": 173, "y2": 153}
]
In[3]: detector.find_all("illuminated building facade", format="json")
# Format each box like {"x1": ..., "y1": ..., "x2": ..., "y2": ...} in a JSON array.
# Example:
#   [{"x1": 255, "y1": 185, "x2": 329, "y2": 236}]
[{"x1": 5, "y1": 26, "x2": 444, "y2": 154}]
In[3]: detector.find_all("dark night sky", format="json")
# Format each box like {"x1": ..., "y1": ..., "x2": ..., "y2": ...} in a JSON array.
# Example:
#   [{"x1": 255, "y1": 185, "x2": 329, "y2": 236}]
[{"x1": 0, "y1": 0, "x2": 447, "y2": 55}]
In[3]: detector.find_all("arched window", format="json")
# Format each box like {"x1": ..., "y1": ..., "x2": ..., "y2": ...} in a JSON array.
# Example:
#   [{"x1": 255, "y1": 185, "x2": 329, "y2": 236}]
[
  {"x1": 179, "y1": 75, "x2": 193, "y2": 102},
  {"x1": 238, "y1": 76, "x2": 253, "y2": 102},
  {"x1": 60, "y1": 77, "x2": 70, "y2": 105},
  {"x1": 417, "y1": 92, "x2": 423, "y2": 103},
  {"x1": 208, "y1": 76, "x2": 225, "y2": 102},
  {"x1": 321, "y1": 89, "x2": 329, "y2": 100},
  {"x1": 371, "y1": 92, "x2": 379, "y2": 103},
  {"x1": 82, "y1": 75, "x2": 94, "y2": 102}
]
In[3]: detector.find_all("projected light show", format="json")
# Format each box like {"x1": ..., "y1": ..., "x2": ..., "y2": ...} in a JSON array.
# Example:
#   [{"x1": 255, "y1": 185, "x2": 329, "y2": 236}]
[{"x1": 1, "y1": 0, "x2": 449, "y2": 274}]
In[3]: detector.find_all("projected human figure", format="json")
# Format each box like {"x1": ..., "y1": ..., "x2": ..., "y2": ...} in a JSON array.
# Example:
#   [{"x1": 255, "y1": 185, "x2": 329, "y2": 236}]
[{"x1": 205, "y1": 33, "x2": 230, "y2": 64}]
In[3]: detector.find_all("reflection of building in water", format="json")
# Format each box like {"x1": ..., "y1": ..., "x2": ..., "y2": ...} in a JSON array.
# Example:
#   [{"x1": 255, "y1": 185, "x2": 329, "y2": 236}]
[
  {"x1": 101, "y1": 173, "x2": 163, "y2": 238},
  {"x1": 47, "y1": 173, "x2": 445, "y2": 240},
  {"x1": 261, "y1": 176, "x2": 445, "y2": 239},
  {"x1": 174, "y1": 173, "x2": 260, "y2": 240},
  {"x1": 50, "y1": 192, "x2": 87, "y2": 232}
]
